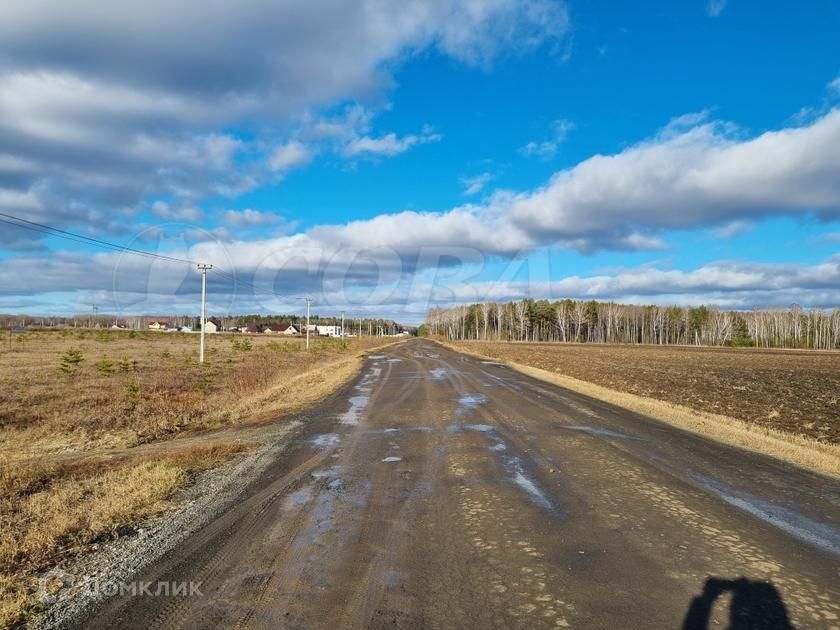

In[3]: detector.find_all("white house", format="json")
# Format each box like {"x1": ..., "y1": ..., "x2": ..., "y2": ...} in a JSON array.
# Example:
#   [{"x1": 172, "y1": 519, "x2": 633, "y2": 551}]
[
  {"x1": 202, "y1": 319, "x2": 220, "y2": 333},
  {"x1": 308, "y1": 325, "x2": 342, "y2": 337}
]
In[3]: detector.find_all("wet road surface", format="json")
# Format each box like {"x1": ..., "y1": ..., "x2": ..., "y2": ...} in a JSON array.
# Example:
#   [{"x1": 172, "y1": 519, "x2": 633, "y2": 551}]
[{"x1": 84, "y1": 339, "x2": 840, "y2": 629}]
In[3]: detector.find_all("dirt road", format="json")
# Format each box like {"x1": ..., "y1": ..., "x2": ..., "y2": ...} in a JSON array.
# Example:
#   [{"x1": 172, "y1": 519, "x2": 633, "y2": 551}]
[{"x1": 80, "y1": 339, "x2": 840, "y2": 629}]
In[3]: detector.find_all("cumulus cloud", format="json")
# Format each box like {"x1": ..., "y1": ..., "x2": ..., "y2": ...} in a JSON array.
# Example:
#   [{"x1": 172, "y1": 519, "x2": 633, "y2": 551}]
[
  {"x1": 342, "y1": 129, "x2": 442, "y2": 158},
  {"x1": 3, "y1": 246, "x2": 838, "y2": 320},
  {"x1": 519, "y1": 118, "x2": 575, "y2": 158},
  {"x1": 710, "y1": 220, "x2": 754, "y2": 239},
  {"x1": 224, "y1": 209, "x2": 286, "y2": 228},
  {"x1": 0, "y1": 0, "x2": 569, "y2": 232},
  {"x1": 269, "y1": 141, "x2": 313, "y2": 172},
  {"x1": 508, "y1": 109, "x2": 840, "y2": 248},
  {"x1": 150, "y1": 201, "x2": 203, "y2": 222},
  {"x1": 461, "y1": 172, "x2": 495, "y2": 196},
  {"x1": 829, "y1": 75, "x2": 840, "y2": 96}
]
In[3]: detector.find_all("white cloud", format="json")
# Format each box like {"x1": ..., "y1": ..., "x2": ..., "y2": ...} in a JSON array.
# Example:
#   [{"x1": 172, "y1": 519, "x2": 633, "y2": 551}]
[
  {"x1": 342, "y1": 130, "x2": 442, "y2": 158},
  {"x1": 3, "y1": 248, "x2": 839, "y2": 320},
  {"x1": 706, "y1": 0, "x2": 727, "y2": 17},
  {"x1": 150, "y1": 201, "x2": 203, "y2": 221},
  {"x1": 710, "y1": 220, "x2": 754, "y2": 239},
  {"x1": 0, "y1": 0, "x2": 569, "y2": 231},
  {"x1": 519, "y1": 119, "x2": 575, "y2": 158},
  {"x1": 269, "y1": 141, "x2": 312, "y2": 172},
  {"x1": 509, "y1": 109, "x2": 840, "y2": 247},
  {"x1": 461, "y1": 172, "x2": 494, "y2": 196},
  {"x1": 224, "y1": 208, "x2": 285, "y2": 227},
  {"x1": 829, "y1": 75, "x2": 840, "y2": 95}
]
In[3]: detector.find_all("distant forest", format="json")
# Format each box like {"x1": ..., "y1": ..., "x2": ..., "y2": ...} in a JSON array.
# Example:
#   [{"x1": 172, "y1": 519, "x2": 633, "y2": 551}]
[{"x1": 423, "y1": 300, "x2": 840, "y2": 350}]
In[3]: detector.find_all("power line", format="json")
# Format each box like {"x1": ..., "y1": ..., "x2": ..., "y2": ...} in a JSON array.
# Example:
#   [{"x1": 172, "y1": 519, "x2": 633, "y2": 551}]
[
  {"x1": 2, "y1": 210, "x2": 265, "y2": 296},
  {"x1": 0, "y1": 211, "x2": 197, "y2": 265}
]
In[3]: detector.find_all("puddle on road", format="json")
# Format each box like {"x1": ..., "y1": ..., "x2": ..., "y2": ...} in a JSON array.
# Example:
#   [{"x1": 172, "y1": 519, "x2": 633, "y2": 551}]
[
  {"x1": 429, "y1": 367, "x2": 450, "y2": 380},
  {"x1": 480, "y1": 360, "x2": 505, "y2": 366},
  {"x1": 341, "y1": 395, "x2": 369, "y2": 425},
  {"x1": 512, "y1": 470, "x2": 553, "y2": 510},
  {"x1": 311, "y1": 466, "x2": 344, "y2": 479},
  {"x1": 689, "y1": 472, "x2": 840, "y2": 555},
  {"x1": 368, "y1": 426, "x2": 433, "y2": 436},
  {"x1": 368, "y1": 355, "x2": 387, "y2": 360},
  {"x1": 381, "y1": 456, "x2": 403, "y2": 463},
  {"x1": 311, "y1": 433, "x2": 341, "y2": 448},
  {"x1": 283, "y1": 486, "x2": 313, "y2": 510},
  {"x1": 456, "y1": 393, "x2": 489, "y2": 414},
  {"x1": 451, "y1": 422, "x2": 561, "y2": 516}
]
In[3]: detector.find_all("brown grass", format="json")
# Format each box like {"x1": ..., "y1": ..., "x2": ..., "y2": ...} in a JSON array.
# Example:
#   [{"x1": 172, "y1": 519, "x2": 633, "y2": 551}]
[
  {"x1": 0, "y1": 330, "x2": 395, "y2": 627},
  {"x1": 0, "y1": 331, "x2": 390, "y2": 459},
  {"x1": 0, "y1": 443, "x2": 249, "y2": 627},
  {"x1": 442, "y1": 340, "x2": 840, "y2": 478}
]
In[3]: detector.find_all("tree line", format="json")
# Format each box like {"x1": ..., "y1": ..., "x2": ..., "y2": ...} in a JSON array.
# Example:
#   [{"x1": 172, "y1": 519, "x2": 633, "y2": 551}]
[{"x1": 423, "y1": 300, "x2": 840, "y2": 349}]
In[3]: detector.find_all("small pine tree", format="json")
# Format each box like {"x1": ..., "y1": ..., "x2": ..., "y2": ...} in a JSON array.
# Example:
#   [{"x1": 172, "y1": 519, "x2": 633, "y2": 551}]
[
  {"x1": 97, "y1": 356, "x2": 115, "y2": 376},
  {"x1": 125, "y1": 376, "x2": 141, "y2": 401},
  {"x1": 59, "y1": 348, "x2": 84, "y2": 375}
]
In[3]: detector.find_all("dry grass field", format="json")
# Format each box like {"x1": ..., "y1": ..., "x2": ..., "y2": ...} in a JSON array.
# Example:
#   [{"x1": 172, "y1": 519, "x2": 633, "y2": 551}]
[
  {"x1": 448, "y1": 341, "x2": 840, "y2": 444},
  {"x1": 0, "y1": 329, "x2": 392, "y2": 627}
]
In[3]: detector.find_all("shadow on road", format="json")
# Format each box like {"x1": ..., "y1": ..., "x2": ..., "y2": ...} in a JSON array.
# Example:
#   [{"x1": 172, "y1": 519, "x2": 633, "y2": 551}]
[{"x1": 682, "y1": 577, "x2": 792, "y2": 630}]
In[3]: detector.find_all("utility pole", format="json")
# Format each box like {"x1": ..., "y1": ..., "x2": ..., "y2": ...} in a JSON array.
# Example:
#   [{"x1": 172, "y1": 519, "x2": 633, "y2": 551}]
[
  {"x1": 298, "y1": 297, "x2": 314, "y2": 350},
  {"x1": 340, "y1": 311, "x2": 345, "y2": 338},
  {"x1": 197, "y1": 264, "x2": 213, "y2": 363}
]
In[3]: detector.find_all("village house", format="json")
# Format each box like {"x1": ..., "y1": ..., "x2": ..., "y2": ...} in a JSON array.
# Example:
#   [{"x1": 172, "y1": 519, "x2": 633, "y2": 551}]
[
  {"x1": 203, "y1": 318, "x2": 221, "y2": 333},
  {"x1": 306, "y1": 324, "x2": 342, "y2": 337},
  {"x1": 148, "y1": 321, "x2": 169, "y2": 331}
]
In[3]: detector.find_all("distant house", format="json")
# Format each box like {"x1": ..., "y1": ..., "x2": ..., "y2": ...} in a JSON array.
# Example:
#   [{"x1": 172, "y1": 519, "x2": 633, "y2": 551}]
[
  {"x1": 110, "y1": 323, "x2": 127, "y2": 330},
  {"x1": 243, "y1": 323, "x2": 262, "y2": 334},
  {"x1": 148, "y1": 321, "x2": 169, "y2": 330},
  {"x1": 263, "y1": 324, "x2": 284, "y2": 334},
  {"x1": 309, "y1": 325, "x2": 342, "y2": 337},
  {"x1": 276, "y1": 323, "x2": 300, "y2": 335},
  {"x1": 180, "y1": 326, "x2": 193, "y2": 332},
  {"x1": 203, "y1": 318, "x2": 221, "y2": 333}
]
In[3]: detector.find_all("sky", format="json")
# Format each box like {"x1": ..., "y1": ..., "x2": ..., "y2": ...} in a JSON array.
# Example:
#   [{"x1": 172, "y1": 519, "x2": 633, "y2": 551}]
[{"x1": 0, "y1": 0, "x2": 839, "y2": 323}]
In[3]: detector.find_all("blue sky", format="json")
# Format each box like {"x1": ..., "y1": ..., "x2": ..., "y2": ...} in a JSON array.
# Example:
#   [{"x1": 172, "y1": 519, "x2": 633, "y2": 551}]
[{"x1": 0, "y1": 0, "x2": 839, "y2": 322}]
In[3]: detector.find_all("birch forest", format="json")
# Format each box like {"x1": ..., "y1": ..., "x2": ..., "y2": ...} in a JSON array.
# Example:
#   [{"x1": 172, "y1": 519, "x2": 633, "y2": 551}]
[{"x1": 424, "y1": 300, "x2": 840, "y2": 349}]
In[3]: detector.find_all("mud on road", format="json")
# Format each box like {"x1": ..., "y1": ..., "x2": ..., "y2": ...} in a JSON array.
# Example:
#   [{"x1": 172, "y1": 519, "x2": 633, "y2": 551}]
[{"x1": 71, "y1": 339, "x2": 839, "y2": 629}]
